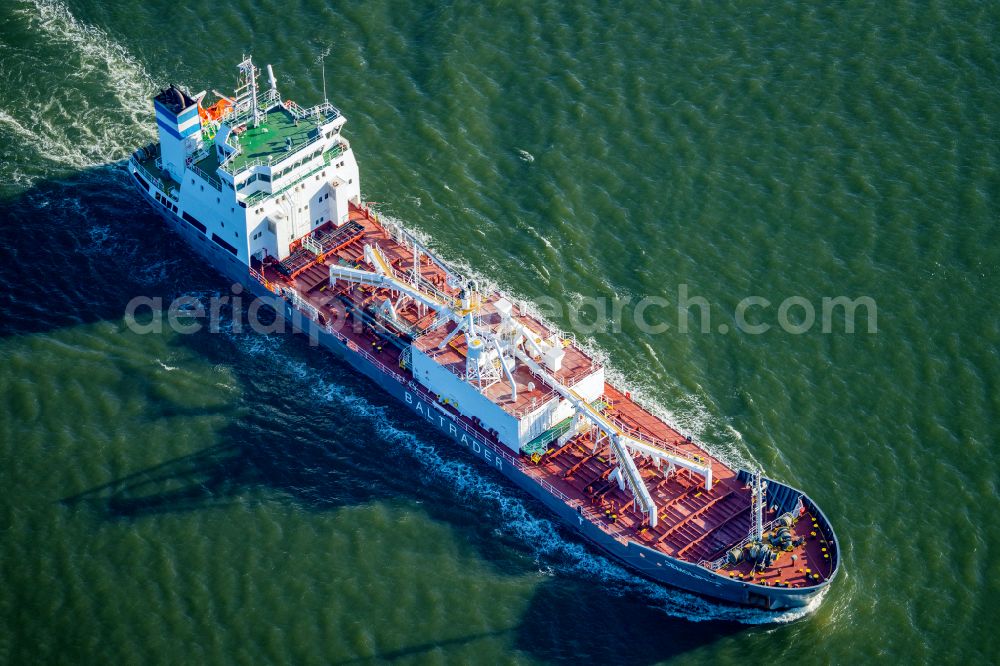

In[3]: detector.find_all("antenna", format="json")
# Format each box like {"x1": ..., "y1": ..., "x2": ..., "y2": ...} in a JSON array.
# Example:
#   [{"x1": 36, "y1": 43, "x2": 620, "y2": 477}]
[
  {"x1": 321, "y1": 58, "x2": 328, "y2": 103},
  {"x1": 317, "y1": 46, "x2": 332, "y2": 104},
  {"x1": 235, "y1": 55, "x2": 262, "y2": 127}
]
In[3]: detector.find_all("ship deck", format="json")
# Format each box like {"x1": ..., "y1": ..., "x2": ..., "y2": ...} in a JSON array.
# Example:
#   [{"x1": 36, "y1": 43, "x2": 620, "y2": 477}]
[
  {"x1": 413, "y1": 305, "x2": 597, "y2": 418},
  {"x1": 227, "y1": 106, "x2": 325, "y2": 173},
  {"x1": 254, "y1": 203, "x2": 837, "y2": 590}
]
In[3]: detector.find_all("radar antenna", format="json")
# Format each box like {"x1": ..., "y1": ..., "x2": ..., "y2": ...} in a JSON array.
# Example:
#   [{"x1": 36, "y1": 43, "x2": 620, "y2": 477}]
[
  {"x1": 234, "y1": 55, "x2": 263, "y2": 127},
  {"x1": 317, "y1": 46, "x2": 332, "y2": 104}
]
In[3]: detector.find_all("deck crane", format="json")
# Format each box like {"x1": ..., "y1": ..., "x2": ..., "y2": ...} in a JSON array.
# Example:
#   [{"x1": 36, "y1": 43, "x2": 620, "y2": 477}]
[
  {"x1": 494, "y1": 309, "x2": 714, "y2": 530},
  {"x1": 328, "y1": 244, "x2": 518, "y2": 397}
]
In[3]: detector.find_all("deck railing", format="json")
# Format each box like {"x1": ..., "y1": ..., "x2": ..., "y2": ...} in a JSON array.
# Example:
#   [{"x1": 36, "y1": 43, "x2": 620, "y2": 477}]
[
  {"x1": 284, "y1": 98, "x2": 340, "y2": 122},
  {"x1": 403, "y1": 379, "x2": 628, "y2": 540},
  {"x1": 697, "y1": 516, "x2": 784, "y2": 570},
  {"x1": 277, "y1": 285, "x2": 320, "y2": 324},
  {"x1": 189, "y1": 162, "x2": 222, "y2": 191},
  {"x1": 248, "y1": 267, "x2": 276, "y2": 293},
  {"x1": 381, "y1": 217, "x2": 467, "y2": 288},
  {"x1": 129, "y1": 153, "x2": 179, "y2": 201},
  {"x1": 221, "y1": 153, "x2": 269, "y2": 176},
  {"x1": 129, "y1": 156, "x2": 161, "y2": 190},
  {"x1": 222, "y1": 93, "x2": 341, "y2": 177},
  {"x1": 509, "y1": 380, "x2": 558, "y2": 419},
  {"x1": 240, "y1": 142, "x2": 346, "y2": 206},
  {"x1": 249, "y1": 267, "x2": 408, "y2": 384},
  {"x1": 606, "y1": 412, "x2": 707, "y2": 466},
  {"x1": 227, "y1": 89, "x2": 282, "y2": 128}
]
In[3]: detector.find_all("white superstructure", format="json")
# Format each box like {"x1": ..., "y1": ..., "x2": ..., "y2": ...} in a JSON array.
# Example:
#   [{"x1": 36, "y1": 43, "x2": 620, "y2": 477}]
[{"x1": 132, "y1": 56, "x2": 361, "y2": 266}]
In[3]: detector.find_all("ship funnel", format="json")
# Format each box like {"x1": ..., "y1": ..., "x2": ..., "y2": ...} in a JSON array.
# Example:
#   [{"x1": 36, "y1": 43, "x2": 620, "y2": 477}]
[
  {"x1": 267, "y1": 64, "x2": 277, "y2": 91},
  {"x1": 152, "y1": 85, "x2": 202, "y2": 181}
]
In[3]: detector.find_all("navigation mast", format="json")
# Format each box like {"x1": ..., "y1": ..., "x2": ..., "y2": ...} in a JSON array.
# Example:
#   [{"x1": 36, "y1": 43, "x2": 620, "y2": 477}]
[{"x1": 235, "y1": 56, "x2": 263, "y2": 127}]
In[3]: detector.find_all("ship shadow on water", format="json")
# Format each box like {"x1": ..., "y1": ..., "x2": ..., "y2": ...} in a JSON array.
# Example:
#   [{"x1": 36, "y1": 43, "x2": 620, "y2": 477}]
[
  {"x1": 10, "y1": 168, "x2": 743, "y2": 661},
  {"x1": 330, "y1": 582, "x2": 736, "y2": 666},
  {"x1": 62, "y1": 445, "x2": 738, "y2": 664},
  {"x1": 58, "y1": 360, "x2": 744, "y2": 663},
  {"x1": 59, "y1": 420, "x2": 742, "y2": 663},
  {"x1": 513, "y1": 577, "x2": 741, "y2": 664},
  {"x1": 59, "y1": 443, "x2": 251, "y2": 518},
  {"x1": 0, "y1": 165, "x2": 230, "y2": 340}
]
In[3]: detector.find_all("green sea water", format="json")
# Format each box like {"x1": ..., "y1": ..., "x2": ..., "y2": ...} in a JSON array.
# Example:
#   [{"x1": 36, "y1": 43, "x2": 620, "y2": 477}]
[{"x1": 1, "y1": 0, "x2": 998, "y2": 662}]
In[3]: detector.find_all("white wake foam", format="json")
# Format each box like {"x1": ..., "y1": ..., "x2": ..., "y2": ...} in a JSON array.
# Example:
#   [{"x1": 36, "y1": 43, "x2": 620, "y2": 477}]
[{"x1": 3, "y1": 0, "x2": 157, "y2": 179}]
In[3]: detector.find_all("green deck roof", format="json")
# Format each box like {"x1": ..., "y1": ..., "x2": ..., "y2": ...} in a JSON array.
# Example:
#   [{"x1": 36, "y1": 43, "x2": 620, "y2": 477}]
[{"x1": 224, "y1": 107, "x2": 325, "y2": 174}]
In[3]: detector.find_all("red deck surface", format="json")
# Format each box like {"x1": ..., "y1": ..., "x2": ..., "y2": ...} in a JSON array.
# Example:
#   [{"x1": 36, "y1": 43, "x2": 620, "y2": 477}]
[
  {"x1": 413, "y1": 304, "x2": 596, "y2": 418},
  {"x1": 253, "y1": 204, "x2": 835, "y2": 589}
]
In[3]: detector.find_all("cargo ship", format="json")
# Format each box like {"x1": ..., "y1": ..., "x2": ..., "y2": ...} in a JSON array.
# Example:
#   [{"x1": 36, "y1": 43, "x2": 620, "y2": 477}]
[{"x1": 128, "y1": 57, "x2": 839, "y2": 611}]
